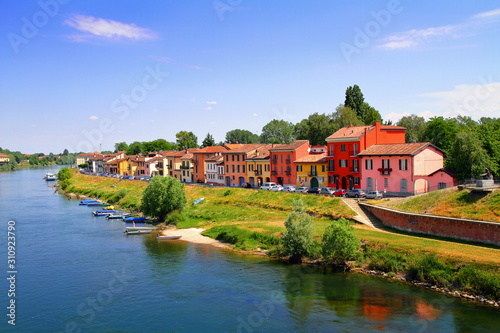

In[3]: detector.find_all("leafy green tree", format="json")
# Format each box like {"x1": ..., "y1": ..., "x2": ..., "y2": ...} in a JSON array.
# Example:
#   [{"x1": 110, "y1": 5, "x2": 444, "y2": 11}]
[
  {"x1": 115, "y1": 142, "x2": 129, "y2": 153},
  {"x1": 141, "y1": 177, "x2": 187, "y2": 222},
  {"x1": 295, "y1": 113, "x2": 337, "y2": 145},
  {"x1": 344, "y1": 85, "x2": 365, "y2": 120},
  {"x1": 360, "y1": 103, "x2": 382, "y2": 125},
  {"x1": 225, "y1": 129, "x2": 260, "y2": 144},
  {"x1": 57, "y1": 167, "x2": 73, "y2": 181},
  {"x1": 424, "y1": 117, "x2": 460, "y2": 152},
  {"x1": 261, "y1": 119, "x2": 295, "y2": 144},
  {"x1": 202, "y1": 133, "x2": 216, "y2": 147},
  {"x1": 62, "y1": 149, "x2": 69, "y2": 156},
  {"x1": 321, "y1": 218, "x2": 360, "y2": 265},
  {"x1": 281, "y1": 200, "x2": 316, "y2": 263},
  {"x1": 477, "y1": 117, "x2": 500, "y2": 176},
  {"x1": 176, "y1": 131, "x2": 199, "y2": 150},
  {"x1": 126, "y1": 141, "x2": 144, "y2": 155},
  {"x1": 397, "y1": 114, "x2": 427, "y2": 143},
  {"x1": 331, "y1": 105, "x2": 363, "y2": 128},
  {"x1": 143, "y1": 139, "x2": 176, "y2": 152},
  {"x1": 447, "y1": 131, "x2": 494, "y2": 179}
]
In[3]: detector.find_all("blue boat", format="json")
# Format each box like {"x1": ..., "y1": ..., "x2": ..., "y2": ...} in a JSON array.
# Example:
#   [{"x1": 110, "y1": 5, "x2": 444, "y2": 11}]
[
  {"x1": 79, "y1": 199, "x2": 100, "y2": 205},
  {"x1": 122, "y1": 217, "x2": 149, "y2": 222},
  {"x1": 193, "y1": 198, "x2": 205, "y2": 205}
]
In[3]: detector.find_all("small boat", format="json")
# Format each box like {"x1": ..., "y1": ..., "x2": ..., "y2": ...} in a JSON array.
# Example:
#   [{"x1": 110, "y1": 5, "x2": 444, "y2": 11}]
[
  {"x1": 86, "y1": 202, "x2": 111, "y2": 207},
  {"x1": 125, "y1": 229, "x2": 152, "y2": 235},
  {"x1": 125, "y1": 226, "x2": 156, "y2": 231},
  {"x1": 93, "y1": 210, "x2": 123, "y2": 216},
  {"x1": 156, "y1": 235, "x2": 182, "y2": 240},
  {"x1": 192, "y1": 198, "x2": 205, "y2": 205},
  {"x1": 106, "y1": 213, "x2": 131, "y2": 219},
  {"x1": 123, "y1": 216, "x2": 149, "y2": 222},
  {"x1": 45, "y1": 173, "x2": 57, "y2": 181},
  {"x1": 79, "y1": 199, "x2": 100, "y2": 205}
]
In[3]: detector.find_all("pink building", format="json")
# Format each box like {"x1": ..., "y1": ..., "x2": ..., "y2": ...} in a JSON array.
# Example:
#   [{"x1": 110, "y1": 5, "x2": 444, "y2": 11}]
[{"x1": 358, "y1": 142, "x2": 457, "y2": 196}]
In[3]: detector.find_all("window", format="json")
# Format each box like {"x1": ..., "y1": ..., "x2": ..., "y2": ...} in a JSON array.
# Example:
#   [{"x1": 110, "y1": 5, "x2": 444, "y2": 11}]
[
  {"x1": 339, "y1": 159, "x2": 348, "y2": 168},
  {"x1": 329, "y1": 159, "x2": 335, "y2": 172},
  {"x1": 384, "y1": 178, "x2": 389, "y2": 187},
  {"x1": 310, "y1": 165, "x2": 317, "y2": 175},
  {"x1": 232, "y1": 165, "x2": 235, "y2": 173},
  {"x1": 351, "y1": 143, "x2": 358, "y2": 156},
  {"x1": 232, "y1": 155, "x2": 234, "y2": 162},
  {"x1": 265, "y1": 164, "x2": 270, "y2": 172},
  {"x1": 399, "y1": 159, "x2": 408, "y2": 171},
  {"x1": 352, "y1": 159, "x2": 359, "y2": 172},
  {"x1": 341, "y1": 144, "x2": 346, "y2": 152},
  {"x1": 367, "y1": 177, "x2": 373, "y2": 191},
  {"x1": 237, "y1": 165, "x2": 240, "y2": 173},
  {"x1": 353, "y1": 177, "x2": 360, "y2": 185},
  {"x1": 381, "y1": 159, "x2": 391, "y2": 175},
  {"x1": 329, "y1": 176, "x2": 335, "y2": 184},
  {"x1": 329, "y1": 145, "x2": 334, "y2": 156},
  {"x1": 365, "y1": 159, "x2": 373, "y2": 170},
  {"x1": 242, "y1": 165, "x2": 245, "y2": 173},
  {"x1": 226, "y1": 165, "x2": 229, "y2": 173},
  {"x1": 236, "y1": 155, "x2": 240, "y2": 162},
  {"x1": 249, "y1": 164, "x2": 253, "y2": 172},
  {"x1": 322, "y1": 165, "x2": 325, "y2": 172},
  {"x1": 297, "y1": 165, "x2": 302, "y2": 172},
  {"x1": 438, "y1": 182, "x2": 447, "y2": 190}
]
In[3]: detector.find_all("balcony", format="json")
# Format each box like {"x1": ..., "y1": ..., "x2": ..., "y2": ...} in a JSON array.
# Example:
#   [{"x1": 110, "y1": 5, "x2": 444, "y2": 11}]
[
  {"x1": 285, "y1": 170, "x2": 292, "y2": 176},
  {"x1": 378, "y1": 168, "x2": 392, "y2": 175},
  {"x1": 349, "y1": 150, "x2": 358, "y2": 157},
  {"x1": 350, "y1": 167, "x2": 359, "y2": 173}
]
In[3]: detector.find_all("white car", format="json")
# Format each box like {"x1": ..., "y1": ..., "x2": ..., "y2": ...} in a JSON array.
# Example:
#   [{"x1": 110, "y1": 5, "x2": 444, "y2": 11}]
[
  {"x1": 260, "y1": 182, "x2": 277, "y2": 190},
  {"x1": 270, "y1": 185, "x2": 284, "y2": 192},
  {"x1": 296, "y1": 187, "x2": 308, "y2": 193},
  {"x1": 366, "y1": 191, "x2": 383, "y2": 199},
  {"x1": 283, "y1": 186, "x2": 296, "y2": 192}
]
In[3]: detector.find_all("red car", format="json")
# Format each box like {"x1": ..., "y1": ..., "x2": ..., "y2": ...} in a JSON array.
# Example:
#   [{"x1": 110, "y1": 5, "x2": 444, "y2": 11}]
[{"x1": 334, "y1": 189, "x2": 347, "y2": 197}]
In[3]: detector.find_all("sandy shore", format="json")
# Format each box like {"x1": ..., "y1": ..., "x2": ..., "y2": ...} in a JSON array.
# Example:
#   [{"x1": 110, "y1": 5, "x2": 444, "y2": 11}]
[{"x1": 159, "y1": 227, "x2": 230, "y2": 249}]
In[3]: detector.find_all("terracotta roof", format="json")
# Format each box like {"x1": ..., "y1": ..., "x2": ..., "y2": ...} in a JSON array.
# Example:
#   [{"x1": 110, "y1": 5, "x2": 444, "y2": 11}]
[
  {"x1": 269, "y1": 140, "x2": 309, "y2": 151},
  {"x1": 223, "y1": 143, "x2": 245, "y2": 150},
  {"x1": 206, "y1": 155, "x2": 224, "y2": 163},
  {"x1": 181, "y1": 153, "x2": 194, "y2": 160},
  {"x1": 0, "y1": 154, "x2": 9, "y2": 158},
  {"x1": 246, "y1": 144, "x2": 272, "y2": 160},
  {"x1": 164, "y1": 151, "x2": 186, "y2": 157},
  {"x1": 295, "y1": 153, "x2": 328, "y2": 163},
  {"x1": 194, "y1": 146, "x2": 228, "y2": 153},
  {"x1": 357, "y1": 142, "x2": 439, "y2": 156},
  {"x1": 327, "y1": 124, "x2": 406, "y2": 140},
  {"x1": 223, "y1": 143, "x2": 265, "y2": 154}
]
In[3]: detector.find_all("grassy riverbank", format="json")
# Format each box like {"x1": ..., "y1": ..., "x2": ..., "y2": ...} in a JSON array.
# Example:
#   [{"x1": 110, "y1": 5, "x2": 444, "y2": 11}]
[{"x1": 61, "y1": 169, "x2": 500, "y2": 303}]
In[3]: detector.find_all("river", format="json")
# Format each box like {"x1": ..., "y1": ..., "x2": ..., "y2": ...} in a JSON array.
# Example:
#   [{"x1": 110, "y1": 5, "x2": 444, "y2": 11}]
[{"x1": 0, "y1": 166, "x2": 498, "y2": 332}]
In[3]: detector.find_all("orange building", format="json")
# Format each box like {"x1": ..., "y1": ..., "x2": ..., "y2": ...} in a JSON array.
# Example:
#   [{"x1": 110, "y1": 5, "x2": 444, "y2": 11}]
[
  {"x1": 192, "y1": 146, "x2": 228, "y2": 183},
  {"x1": 326, "y1": 122, "x2": 406, "y2": 189},
  {"x1": 222, "y1": 144, "x2": 265, "y2": 186},
  {"x1": 269, "y1": 140, "x2": 310, "y2": 186}
]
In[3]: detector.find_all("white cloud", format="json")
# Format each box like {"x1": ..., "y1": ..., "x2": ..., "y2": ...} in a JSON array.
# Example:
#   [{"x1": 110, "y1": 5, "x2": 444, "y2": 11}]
[
  {"x1": 473, "y1": 8, "x2": 500, "y2": 19},
  {"x1": 384, "y1": 111, "x2": 434, "y2": 124},
  {"x1": 252, "y1": 113, "x2": 258, "y2": 117},
  {"x1": 206, "y1": 107, "x2": 213, "y2": 110},
  {"x1": 423, "y1": 80, "x2": 500, "y2": 119},
  {"x1": 89, "y1": 115, "x2": 99, "y2": 120},
  {"x1": 65, "y1": 14, "x2": 157, "y2": 41},
  {"x1": 379, "y1": 25, "x2": 456, "y2": 49},
  {"x1": 206, "y1": 101, "x2": 217, "y2": 105}
]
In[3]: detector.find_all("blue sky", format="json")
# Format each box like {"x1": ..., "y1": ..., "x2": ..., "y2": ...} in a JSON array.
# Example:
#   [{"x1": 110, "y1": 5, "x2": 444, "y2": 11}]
[{"x1": 1, "y1": 0, "x2": 499, "y2": 154}]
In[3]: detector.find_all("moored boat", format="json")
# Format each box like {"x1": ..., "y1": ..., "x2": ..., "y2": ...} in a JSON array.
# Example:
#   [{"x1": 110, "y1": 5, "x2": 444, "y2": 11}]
[
  {"x1": 45, "y1": 173, "x2": 57, "y2": 181},
  {"x1": 122, "y1": 216, "x2": 149, "y2": 222},
  {"x1": 125, "y1": 226, "x2": 156, "y2": 231},
  {"x1": 106, "y1": 213, "x2": 131, "y2": 219},
  {"x1": 92, "y1": 210, "x2": 124, "y2": 216},
  {"x1": 124, "y1": 229, "x2": 152, "y2": 235},
  {"x1": 156, "y1": 235, "x2": 182, "y2": 240}
]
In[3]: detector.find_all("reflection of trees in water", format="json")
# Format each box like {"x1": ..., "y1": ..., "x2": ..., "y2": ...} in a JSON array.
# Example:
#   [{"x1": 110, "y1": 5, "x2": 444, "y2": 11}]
[
  {"x1": 142, "y1": 236, "x2": 189, "y2": 267},
  {"x1": 321, "y1": 273, "x2": 362, "y2": 318}
]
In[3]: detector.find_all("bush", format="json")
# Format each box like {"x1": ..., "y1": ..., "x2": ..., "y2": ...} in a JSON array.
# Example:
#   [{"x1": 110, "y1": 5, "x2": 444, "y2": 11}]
[
  {"x1": 203, "y1": 225, "x2": 280, "y2": 250},
  {"x1": 59, "y1": 179, "x2": 73, "y2": 190},
  {"x1": 321, "y1": 218, "x2": 360, "y2": 265},
  {"x1": 110, "y1": 189, "x2": 127, "y2": 203},
  {"x1": 141, "y1": 177, "x2": 187, "y2": 221},
  {"x1": 57, "y1": 167, "x2": 73, "y2": 181},
  {"x1": 367, "y1": 247, "x2": 408, "y2": 273},
  {"x1": 164, "y1": 211, "x2": 186, "y2": 225},
  {"x1": 281, "y1": 200, "x2": 316, "y2": 262}
]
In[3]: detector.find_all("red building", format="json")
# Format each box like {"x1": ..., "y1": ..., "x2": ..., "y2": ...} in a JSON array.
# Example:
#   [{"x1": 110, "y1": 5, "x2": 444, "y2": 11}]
[
  {"x1": 269, "y1": 140, "x2": 310, "y2": 186},
  {"x1": 326, "y1": 122, "x2": 406, "y2": 189}
]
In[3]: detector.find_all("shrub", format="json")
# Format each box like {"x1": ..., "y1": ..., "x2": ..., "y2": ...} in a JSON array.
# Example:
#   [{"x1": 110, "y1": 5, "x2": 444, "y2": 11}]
[
  {"x1": 281, "y1": 200, "x2": 316, "y2": 262},
  {"x1": 367, "y1": 247, "x2": 408, "y2": 273},
  {"x1": 57, "y1": 167, "x2": 73, "y2": 181},
  {"x1": 321, "y1": 218, "x2": 360, "y2": 265},
  {"x1": 141, "y1": 177, "x2": 187, "y2": 221}
]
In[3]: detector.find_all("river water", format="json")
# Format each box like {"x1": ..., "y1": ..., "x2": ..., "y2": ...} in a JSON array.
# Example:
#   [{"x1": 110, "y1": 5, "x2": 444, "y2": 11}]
[{"x1": 0, "y1": 166, "x2": 498, "y2": 332}]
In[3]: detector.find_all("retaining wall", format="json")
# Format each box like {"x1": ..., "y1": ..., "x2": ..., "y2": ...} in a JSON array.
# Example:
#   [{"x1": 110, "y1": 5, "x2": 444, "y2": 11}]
[{"x1": 360, "y1": 203, "x2": 500, "y2": 246}]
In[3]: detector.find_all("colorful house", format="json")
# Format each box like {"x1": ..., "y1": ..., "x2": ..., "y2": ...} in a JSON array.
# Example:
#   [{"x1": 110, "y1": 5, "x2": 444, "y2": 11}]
[
  {"x1": 357, "y1": 142, "x2": 456, "y2": 196},
  {"x1": 205, "y1": 155, "x2": 225, "y2": 185},
  {"x1": 326, "y1": 122, "x2": 406, "y2": 190},
  {"x1": 245, "y1": 144, "x2": 272, "y2": 187},
  {"x1": 164, "y1": 151, "x2": 186, "y2": 179},
  {"x1": 222, "y1": 144, "x2": 265, "y2": 186},
  {"x1": 180, "y1": 153, "x2": 194, "y2": 183},
  {"x1": 269, "y1": 140, "x2": 310, "y2": 186},
  {"x1": 295, "y1": 148, "x2": 328, "y2": 188},
  {"x1": 192, "y1": 146, "x2": 228, "y2": 183},
  {"x1": 0, "y1": 153, "x2": 10, "y2": 164}
]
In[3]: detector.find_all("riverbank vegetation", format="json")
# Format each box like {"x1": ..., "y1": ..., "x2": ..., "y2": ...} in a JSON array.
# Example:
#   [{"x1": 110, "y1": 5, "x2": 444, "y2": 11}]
[
  {"x1": 375, "y1": 187, "x2": 500, "y2": 222},
  {"x1": 60, "y1": 168, "x2": 500, "y2": 303}
]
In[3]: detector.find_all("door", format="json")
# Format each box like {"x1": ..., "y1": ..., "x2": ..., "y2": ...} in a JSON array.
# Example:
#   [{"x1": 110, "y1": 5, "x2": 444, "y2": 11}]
[
  {"x1": 367, "y1": 177, "x2": 373, "y2": 192},
  {"x1": 400, "y1": 178, "x2": 408, "y2": 193},
  {"x1": 342, "y1": 176, "x2": 347, "y2": 189},
  {"x1": 310, "y1": 177, "x2": 319, "y2": 188}
]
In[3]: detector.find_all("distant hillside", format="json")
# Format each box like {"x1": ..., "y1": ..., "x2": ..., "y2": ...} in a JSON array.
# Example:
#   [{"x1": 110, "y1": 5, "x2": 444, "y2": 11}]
[{"x1": 379, "y1": 187, "x2": 500, "y2": 222}]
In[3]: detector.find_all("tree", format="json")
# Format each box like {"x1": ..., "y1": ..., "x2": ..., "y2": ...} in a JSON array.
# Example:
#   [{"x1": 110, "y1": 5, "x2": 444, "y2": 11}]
[
  {"x1": 141, "y1": 177, "x2": 187, "y2": 221},
  {"x1": 126, "y1": 141, "x2": 144, "y2": 155},
  {"x1": 281, "y1": 200, "x2": 316, "y2": 263},
  {"x1": 424, "y1": 117, "x2": 460, "y2": 152},
  {"x1": 397, "y1": 114, "x2": 427, "y2": 143},
  {"x1": 447, "y1": 131, "x2": 494, "y2": 179},
  {"x1": 477, "y1": 118, "x2": 500, "y2": 177},
  {"x1": 202, "y1": 133, "x2": 216, "y2": 147},
  {"x1": 295, "y1": 113, "x2": 337, "y2": 145},
  {"x1": 331, "y1": 105, "x2": 363, "y2": 128},
  {"x1": 176, "y1": 131, "x2": 198, "y2": 150},
  {"x1": 143, "y1": 139, "x2": 176, "y2": 152},
  {"x1": 225, "y1": 129, "x2": 260, "y2": 144},
  {"x1": 62, "y1": 149, "x2": 69, "y2": 156},
  {"x1": 115, "y1": 142, "x2": 129, "y2": 153},
  {"x1": 57, "y1": 167, "x2": 73, "y2": 181},
  {"x1": 344, "y1": 85, "x2": 365, "y2": 120},
  {"x1": 360, "y1": 102, "x2": 382, "y2": 125},
  {"x1": 321, "y1": 218, "x2": 360, "y2": 266},
  {"x1": 261, "y1": 119, "x2": 295, "y2": 144}
]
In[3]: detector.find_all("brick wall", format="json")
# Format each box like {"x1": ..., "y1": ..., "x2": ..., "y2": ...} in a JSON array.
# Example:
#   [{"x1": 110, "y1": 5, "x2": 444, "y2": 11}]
[{"x1": 360, "y1": 203, "x2": 500, "y2": 246}]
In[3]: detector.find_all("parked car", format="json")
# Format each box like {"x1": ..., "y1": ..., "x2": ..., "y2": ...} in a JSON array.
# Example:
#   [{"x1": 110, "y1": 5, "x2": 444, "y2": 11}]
[
  {"x1": 346, "y1": 189, "x2": 366, "y2": 198},
  {"x1": 319, "y1": 187, "x2": 335, "y2": 196},
  {"x1": 270, "y1": 185, "x2": 284, "y2": 192},
  {"x1": 366, "y1": 191, "x2": 383, "y2": 199},
  {"x1": 283, "y1": 186, "x2": 296, "y2": 192},
  {"x1": 260, "y1": 182, "x2": 277, "y2": 190},
  {"x1": 307, "y1": 187, "x2": 321, "y2": 194},
  {"x1": 296, "y1": 187, "x2": 308, "y2": 193},
  {"x1": 334, "y1": 189, "x2": 347, "y2": 197}
]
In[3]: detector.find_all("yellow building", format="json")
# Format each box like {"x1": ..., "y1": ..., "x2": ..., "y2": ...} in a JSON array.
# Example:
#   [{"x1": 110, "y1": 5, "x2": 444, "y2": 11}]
[
  {"x1": 295, "y1": 153, "x2": 328, "y2": 188},
  {"x1": 245, "y1": 145, "x2": 272, "y2": 187},
  {"x1": 117, "y1": 158, "x2": 130, "y2": 176}
]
